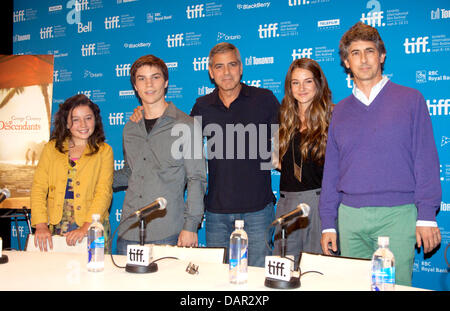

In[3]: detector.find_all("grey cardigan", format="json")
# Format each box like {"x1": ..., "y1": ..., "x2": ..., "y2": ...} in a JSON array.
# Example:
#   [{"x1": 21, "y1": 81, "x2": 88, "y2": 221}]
[{"x1": 114, "y1": 102, "x2": 207, "y2": 242}]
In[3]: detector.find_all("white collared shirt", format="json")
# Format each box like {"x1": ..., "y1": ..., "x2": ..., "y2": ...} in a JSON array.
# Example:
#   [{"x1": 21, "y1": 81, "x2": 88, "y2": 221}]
[{"x1": 352, "y1": 75, "x2": 389, "y2": 106}]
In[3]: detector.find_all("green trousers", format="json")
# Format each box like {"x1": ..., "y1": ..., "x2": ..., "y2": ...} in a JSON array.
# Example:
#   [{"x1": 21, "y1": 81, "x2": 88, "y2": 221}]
[{"x1": 338, "y1": 203, "x2": 417, "y2": 286}]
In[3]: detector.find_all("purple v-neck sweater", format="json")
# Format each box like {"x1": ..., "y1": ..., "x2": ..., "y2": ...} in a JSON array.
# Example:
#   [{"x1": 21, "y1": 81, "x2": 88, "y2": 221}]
[{"x1": 319, "y1": 81, "x2": 441, "y2": 230}]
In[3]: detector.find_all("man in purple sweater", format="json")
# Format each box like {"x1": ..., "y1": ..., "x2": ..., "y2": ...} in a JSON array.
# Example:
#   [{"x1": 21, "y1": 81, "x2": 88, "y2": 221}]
[{"x1": 319, "y1": 22, "x2": 442, "y2": 286}]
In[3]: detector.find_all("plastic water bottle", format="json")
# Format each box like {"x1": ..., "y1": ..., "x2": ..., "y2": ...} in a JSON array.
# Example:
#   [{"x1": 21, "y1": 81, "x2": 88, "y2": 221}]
[
  {"x1": 229, "y1": 220, "x2": 248, "y2": 284},
  {"x1": 371, "y1": 236, "x2": 395, "y2": 291},
  {"x1": 87, "y1": 214, "x2": 104, "y2": 272}
]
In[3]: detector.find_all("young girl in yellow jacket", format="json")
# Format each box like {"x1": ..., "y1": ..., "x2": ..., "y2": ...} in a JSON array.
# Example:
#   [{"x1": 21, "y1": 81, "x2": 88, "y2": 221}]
[{"x1": 31, "y1": 94, "x2": 113, "y2": 252}]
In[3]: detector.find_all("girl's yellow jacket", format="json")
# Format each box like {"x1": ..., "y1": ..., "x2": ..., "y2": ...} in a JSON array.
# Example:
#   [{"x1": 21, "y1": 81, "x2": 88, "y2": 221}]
[{"x1": 31, "y1": 139, "x2": 113, "y2": 227}]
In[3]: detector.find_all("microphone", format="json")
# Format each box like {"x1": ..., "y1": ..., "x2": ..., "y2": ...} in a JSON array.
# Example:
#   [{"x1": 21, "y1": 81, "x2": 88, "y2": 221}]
[
  {"x1": 133, "y1": 197, "x2": 167, "y2": 219},
  {"x1": 272, "y1": 203, "x2": 310, "y2": 225},
  {"x1": 0, "y1": 188, "x2": 10, "y2": 204}
]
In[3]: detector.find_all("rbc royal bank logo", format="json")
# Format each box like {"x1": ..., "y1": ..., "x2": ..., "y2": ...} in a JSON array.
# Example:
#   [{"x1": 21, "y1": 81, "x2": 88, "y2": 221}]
[{"x1": 403, "y1": 37, "x2": 430, "y2": 54}]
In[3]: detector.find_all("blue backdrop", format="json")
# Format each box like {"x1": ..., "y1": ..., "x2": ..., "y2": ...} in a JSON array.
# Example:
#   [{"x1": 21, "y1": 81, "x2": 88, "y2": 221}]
[{"x1": 11, "y1": 0, "x2": 449, "y2": 290}]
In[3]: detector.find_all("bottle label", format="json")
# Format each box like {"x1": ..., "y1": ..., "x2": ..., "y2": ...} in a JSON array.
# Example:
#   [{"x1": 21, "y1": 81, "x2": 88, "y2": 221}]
[
  {"x1": 88, "y1": 236, "x2": 104, "y2": 263},
  {"x1": 229, "y1": 247, "x2": 248, "y2": 269},
  {"x1": 372, "y1": 266, "x2": 395, "y2": 290},
  {"x1": 89, "y1": 236, "x2": 105, "y2": 249}
]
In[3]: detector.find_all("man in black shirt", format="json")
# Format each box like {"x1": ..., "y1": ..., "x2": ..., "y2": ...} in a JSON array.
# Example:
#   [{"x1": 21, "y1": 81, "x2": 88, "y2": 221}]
[{"x1": 190, "y1": 42, "x2": 280, "y2": 267}]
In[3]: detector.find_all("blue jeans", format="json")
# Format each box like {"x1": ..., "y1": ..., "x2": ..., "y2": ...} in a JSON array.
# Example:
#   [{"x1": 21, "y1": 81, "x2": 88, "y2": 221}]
[
  {"x1": 116, "y1": 234, "x2": 179, "y2": 255},
  {"x1": 205, "y1": 202, "x2": 275, "y2": 267}
]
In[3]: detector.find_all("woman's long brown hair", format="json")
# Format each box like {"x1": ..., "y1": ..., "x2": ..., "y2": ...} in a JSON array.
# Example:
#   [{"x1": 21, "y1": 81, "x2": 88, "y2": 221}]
[{"x1": 278, "y1": 58, "x2": 333, "y2": 165}]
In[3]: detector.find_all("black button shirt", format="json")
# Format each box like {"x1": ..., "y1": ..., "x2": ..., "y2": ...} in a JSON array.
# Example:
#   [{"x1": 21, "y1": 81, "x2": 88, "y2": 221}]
[{"x1": 190, "y1": 83, "x2": 280, "y2": 213}]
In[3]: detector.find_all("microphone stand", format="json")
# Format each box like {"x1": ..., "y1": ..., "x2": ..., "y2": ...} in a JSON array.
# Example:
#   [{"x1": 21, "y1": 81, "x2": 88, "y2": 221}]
[
  {"x1": 264, "y1": 224, "x2": 300, "y2": 289},
  {"x1": 125, "y1": 216, "x2": 158, "y2": 274}
]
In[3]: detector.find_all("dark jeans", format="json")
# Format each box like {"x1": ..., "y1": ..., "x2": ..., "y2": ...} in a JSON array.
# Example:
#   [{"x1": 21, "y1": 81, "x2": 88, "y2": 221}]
[{"x1": 205, "y1": 202, "x2": 275, "y2": 267}]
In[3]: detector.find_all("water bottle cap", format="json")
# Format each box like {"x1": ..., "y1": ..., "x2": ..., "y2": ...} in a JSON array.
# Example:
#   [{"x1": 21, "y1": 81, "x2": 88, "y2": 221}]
[
  {"x1": 378, "y1": 236, "x2": 389, "y2": 247},
  {"x1": 235, "y1": 220, "x2": 244, "y2": 228},
  {"x1": 92, "y1": 214, "x2": 100, "y2": 221}
]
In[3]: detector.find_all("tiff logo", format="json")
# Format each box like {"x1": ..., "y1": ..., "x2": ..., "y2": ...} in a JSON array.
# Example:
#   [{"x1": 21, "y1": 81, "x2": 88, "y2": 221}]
[
  {"x1": 115, "y1": 209, "x2": 122, "y2": 222},
  {"x1": 54, "y1": 70, "x2": 59, "y2": 82},
  {"x1": 258, "y1": 23, "x2": 279, "y2": 38},
  {"x1": 167, "y1": 34, "x2": 184, "y2": 48},
  {"x1": 193, "y1": 57, "x2": 209, "y2": 71},
  {"x1": 267, "y1": 260, "x2": 287, "y2": 277},
  {"x1": 116, "y1": 64, "x2": 131, "y2": 77},
  {"x1": 40, "y1": 27, "x2": 54, "y2": 39},
  {"x1": 114, "y1": 160, "x2": 125, "y2": 170},
  {"x1": 360, "y1": 11, "x2": 384, "y2": 27},
  {"x1": 13, "y1": 10, "x2": 25, "y2": 22},
  {"x1": 109, "y1": 112, "x2": 125, "y2": 125},
  {"x1": 75, "y1": 0, "x2": 89, "y2": 11},
  {"x1": 78, "y1": 90, "x2": 91, "y2": 98},
  {"x1": 288, "y1": 0, "x2": 309, "y2": 5},
  {"x1": 11, "y1": 225, "x2": 26, "y2": 238},
  {"x1": 292, "y1": 48, "x2": 313, "y2": 60},
  {"x1": 81, "y1": 43, "x2": 96, "y2": 56},
  {"x1": 403, "y1": 37, "x2": 430, "y2": 54},
  {"x1": 346, "y1": 74, "x2": 354, "y2": 89},
  {"x1": 244, "y1": 80, "x2": 262, "y2": 87},
  {"x1": 427, "y1": 99, "x2": 450, "y2": 116},
  {"x1": 105, "y1": 16, "x2": 120, "y2": 29},
  {"x1": 186, "y1": 4, "x2": 205, "y2": 19}
]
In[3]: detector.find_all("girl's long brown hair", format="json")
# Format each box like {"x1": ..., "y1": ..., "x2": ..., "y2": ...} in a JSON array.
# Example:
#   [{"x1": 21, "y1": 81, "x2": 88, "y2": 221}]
[
  {"x1": 50, "y1": 94, "x2": 105, "y2": 155},
  {"x1": 278, "y1": 58, "x2": 333, "y2": 165}
]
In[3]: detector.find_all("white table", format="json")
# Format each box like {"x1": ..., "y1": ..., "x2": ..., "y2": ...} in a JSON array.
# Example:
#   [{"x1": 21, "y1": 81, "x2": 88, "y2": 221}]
[{"x1": 0, "y1": 251, "x2": 426, "y2": 291}]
